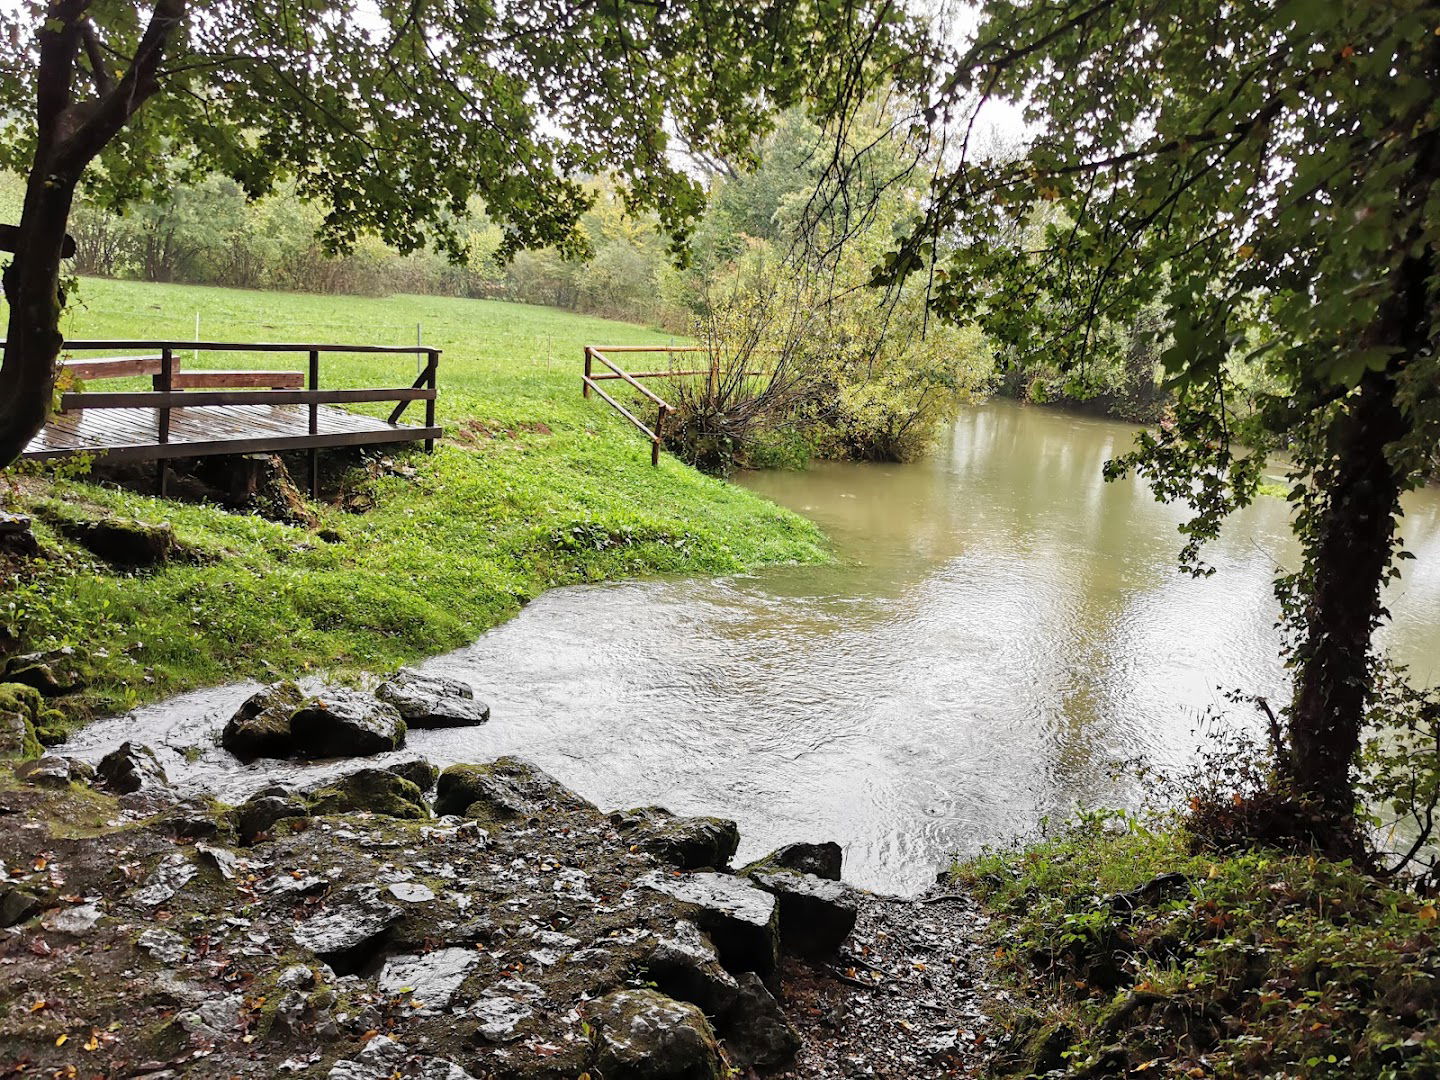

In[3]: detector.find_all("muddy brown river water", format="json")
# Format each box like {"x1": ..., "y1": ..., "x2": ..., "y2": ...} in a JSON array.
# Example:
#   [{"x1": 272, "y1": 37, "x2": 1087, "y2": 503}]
[{"x1": 63, "y1": 401, "x2": 1440, "y2": 894}]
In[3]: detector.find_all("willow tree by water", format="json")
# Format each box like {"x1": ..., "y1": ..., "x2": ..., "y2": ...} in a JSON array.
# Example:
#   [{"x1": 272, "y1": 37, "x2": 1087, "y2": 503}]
[
  {"x1": 888, "y1": 0, "x2": 1440, "y2": 850},
  {"x1": 0, "y1": 0, "x2": 934, "y2": 467}
]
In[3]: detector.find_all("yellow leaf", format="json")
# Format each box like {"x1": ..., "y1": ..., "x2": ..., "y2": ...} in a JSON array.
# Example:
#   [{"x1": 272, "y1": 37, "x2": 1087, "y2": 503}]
[
  {"x1": 55, "y1": 1033, "x2": 68, "y2": 1046},
  {"x1": 1418, "y1": 904, "x2": 1437, "y2": 921}
]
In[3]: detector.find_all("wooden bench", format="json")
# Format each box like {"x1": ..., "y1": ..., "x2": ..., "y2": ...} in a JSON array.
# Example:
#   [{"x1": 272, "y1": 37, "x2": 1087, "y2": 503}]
[{"x1": 62, "y1": 355, "x2": 304, "y2": 390}]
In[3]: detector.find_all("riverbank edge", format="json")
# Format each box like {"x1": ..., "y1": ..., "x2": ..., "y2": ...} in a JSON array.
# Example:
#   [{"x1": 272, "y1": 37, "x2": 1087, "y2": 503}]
[
  {"x1": 948, "y1": 809, "x2": 1440, "y2": 1078},
  {"x1": 2, "y1": 435, "x2": 829, "y2": 743}
]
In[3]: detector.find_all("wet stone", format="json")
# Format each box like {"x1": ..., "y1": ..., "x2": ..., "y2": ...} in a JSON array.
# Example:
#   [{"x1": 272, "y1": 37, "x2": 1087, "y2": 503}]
[
  {"x1": 745, "y1": 840, "x2": 844, "y2": 881},
  {"x1": 222, "y1": 681, "x2": 304, "y2": 760},
  {"x1": 132, "y1": 855, "x2": 198, "y2": 906},
  {"x1": 644, "y1": 919, "x2": 740, "y2": 1017},
  {"x1": 746, "y1": 867, "x2": 859, "y2": 957},
  {"x1": 235, "y1": 794, "x2": 309, "y2": 845},
  {"x1": 137, "y1": 927, "x2": 188, "y2": 964},
  {"x1": 637, "y1": 871, "x2": 780, "y2": 985},
  {"x1": 328, "y1": 1034, "x2": 478, "y2": 1080},
  {"x1": 388, "y1": 756, "x2": 441, "y2": 791},
  {"x1": 467, "y1": 995, "x2": 533, "y2": 1042},
  {"x1": 0, "y1": 883, "x2": 46, "y2": 927},
  {"x1": 40, "y1": 901, "x2": 103, "y2": 935},
  {"x1": 375, "y1": 668, "x2": 491, "y2": 729},
  {"x1": 307, "y1": 767, "x2": 429, "y2": 819},
  {"x1": 14, "y1": 755, "x2": 73, "y2": 788},
  {"x1": 434, "y1": 757, "x2": 594, "y2": 821},
  {"x1": 377, "y1": 947, "x2": 480, "y2": 1012},
  {"x1": 3, "y1": 647, "x2": 89, "y2": 697},
  {"x1": 291, "y1": 688, "x2": 406, "y2": 758},
  {"x1": 589, "y1": 988, "x2": 724, "y2": 1080},
  {"x1": 293, "y1": 884, "x2": 402, "y2": 973},
  {"x1": 721, "y1": 972, "x2": 801, "y2": 1069},
  {"x1": 277, "y1": 964, "x2": 316, "y2": 990},
  {"x1": 96, "y1": 741, "x2": 169, "y2": 794},
  {"x1": 613, "y1": 806, "x2": 740, "y2": 871}
]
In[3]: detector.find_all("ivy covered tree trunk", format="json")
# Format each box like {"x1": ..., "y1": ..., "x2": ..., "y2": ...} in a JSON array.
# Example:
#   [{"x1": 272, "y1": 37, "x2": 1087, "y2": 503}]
[{"x1": 1287, "y1": 367, "x2": 1408, "y2": 823}]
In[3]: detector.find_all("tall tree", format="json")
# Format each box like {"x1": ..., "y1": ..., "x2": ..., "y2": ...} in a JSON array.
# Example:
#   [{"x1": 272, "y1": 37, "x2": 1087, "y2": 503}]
[
  {"x1": 889, "y1": 0, "x2": 1440, "y2": 842},
  {"x1": 0, "y1": 0, "x2": 932, "y2": 466}
]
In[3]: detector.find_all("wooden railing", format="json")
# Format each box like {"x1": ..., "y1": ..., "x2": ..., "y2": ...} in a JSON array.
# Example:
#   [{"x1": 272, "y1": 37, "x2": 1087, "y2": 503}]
[
  {"x1": 581, "y1": 346, "x2": 707, "y2": 466},
  {"x1": 35, "y1": 339, "x2": 440, "y2": 495}
]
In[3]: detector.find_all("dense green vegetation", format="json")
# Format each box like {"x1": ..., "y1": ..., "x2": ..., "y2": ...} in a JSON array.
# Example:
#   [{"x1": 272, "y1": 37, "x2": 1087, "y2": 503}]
[
  {"x1": 2, "y1": 279, "x2": 826, "y2": 735},
  {"x1": 958, "y1": 810, "x2": 1440, "y2": 1079}
]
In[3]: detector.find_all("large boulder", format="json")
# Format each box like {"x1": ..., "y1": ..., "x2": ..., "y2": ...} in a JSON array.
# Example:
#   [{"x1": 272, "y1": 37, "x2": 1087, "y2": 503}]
[
  {"x1": 290, "y1": 688, "x2": 406, "y2": 758},
  {"x1": 588, "y1": 989, "x2": 724, "y2": 1080},
  {"x1": 0, "y1": 682, "x2": 43, "y2": 760},
  {"x1": 2, "y1": 648, "x2": 90, "y2": 697},
  {"x1": 221, "y1": 682, "x2": 305, "y2": 760},
  {"x1": 637, "y1": 872, "x2": 779, "y2": 985},
  {"x1": 613, "y1": 806, "x2": 740, "y2": 871},
  {"x1": 721, "y1": 973, "x2": 801, "y2": 1069},
  {"x1": 375, "y1": 668, "x2": 490, "y2": 728},
  {"x1": 96, "y1": 742, "x2": 169, "y2": 795},
  {"x1": 434, "y1": 757, "x2": 594, "y2": 821},
  {"x1": 14, "y1": 755, "x2": 76, "y2": 788},
  {"x1": 744, "y1": 866, "x2": 858, "y2": 958},
  {"x1": 307, "y1": 768, "x2": 429, "y2": 820},
  {"x1": 743, "y1": 841, "x2": 844, "y2": 881}
]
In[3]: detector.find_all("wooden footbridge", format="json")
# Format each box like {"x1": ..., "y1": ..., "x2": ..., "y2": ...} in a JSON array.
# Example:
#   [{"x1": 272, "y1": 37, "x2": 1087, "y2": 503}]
[{"x1": 15, "y1": 340, "x2": 441, "y2": 495}]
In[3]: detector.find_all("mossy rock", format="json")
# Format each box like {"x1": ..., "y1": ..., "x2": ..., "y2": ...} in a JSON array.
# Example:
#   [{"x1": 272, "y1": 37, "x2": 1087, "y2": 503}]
[
  {"x1": 435, "y1": 757, "x2": 593, "y2": 821},
  {"x1": 0, "y1": 682, "x2": 44, "y2": 760},
  {"x1": 222, "y1": 682, "x2": 305, "y2": 760},
  {"x1": 2, "y1": 648, "x2": 91, "y2": 697},
  {"x1": 57, "y1": 515, "x2": 186, "y2": 569},
  {"x1": 307, "y1": 768, "x2": 429, "y2": 820}
]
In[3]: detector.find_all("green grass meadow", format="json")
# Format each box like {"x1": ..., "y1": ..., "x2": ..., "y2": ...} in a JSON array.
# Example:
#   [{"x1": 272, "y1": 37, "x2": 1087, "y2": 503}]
[{"x1": 6, "y1": 278, "x2": 827, "y2": 729}]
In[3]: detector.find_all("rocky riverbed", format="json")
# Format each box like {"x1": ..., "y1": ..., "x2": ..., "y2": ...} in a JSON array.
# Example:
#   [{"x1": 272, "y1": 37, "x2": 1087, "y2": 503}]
[{"x1": 0, "y1": 670, "x2": 993, "y2": 1079}]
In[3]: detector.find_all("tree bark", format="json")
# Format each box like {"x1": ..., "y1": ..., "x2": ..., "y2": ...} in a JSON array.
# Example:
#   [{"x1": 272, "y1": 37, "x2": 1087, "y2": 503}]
[
  {"x1": 1287, "y1": 366, "x2": 1408, "y2": 820},
  {"x1": 0, "y1": 0, "x2": 184, "y2": 469}
]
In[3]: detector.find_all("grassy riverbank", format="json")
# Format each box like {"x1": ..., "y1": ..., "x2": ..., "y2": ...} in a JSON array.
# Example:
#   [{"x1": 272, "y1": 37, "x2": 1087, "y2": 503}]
[
  {"x1": 3, "y1": 278, "x2": 827, "y2": 736},
  {"x1": 956, "y1": 812, "x2": 1440, "y2": 1079}
]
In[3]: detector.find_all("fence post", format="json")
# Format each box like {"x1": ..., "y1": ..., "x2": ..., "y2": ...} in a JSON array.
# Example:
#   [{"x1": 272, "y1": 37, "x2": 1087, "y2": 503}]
[
  {"x1": 155, "y1": 346, "x2": 173, "y2": 497},
  {"x1": 306, "y1": 349, "x2": 320, "y2": 498},
  {"x1": 652, "y1": 404, "x2": 667, "y2": 467},
  {"x1": 425, "y1": 349, "x2": 439, "y2": 453},
  {"x1": 582, "y1": 346, "x2": 592, "y2": 398}
]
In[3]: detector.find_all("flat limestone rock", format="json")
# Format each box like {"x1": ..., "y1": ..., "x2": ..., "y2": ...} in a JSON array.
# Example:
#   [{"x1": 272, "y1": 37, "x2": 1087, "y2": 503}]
[
  {"x1": 637, "y1": 871, "x2": 779, "y2": 984},
  {"x1": 328, "y1": 1034, "x2": 477, "y2": 1080},
  {"x1": 743, "y1": 840, "x2": 844, "y2": 881},
  {"x1": 377, "y1": 946, "x2": 480, "y2": 1012},
  {"x1": 376, "y1": 668, "x2": 491, "y2": 729},
  {"x1": 643, "y1": 919, "x2": 740, "y2": 1017},
  {"x1": 307, "y1": 767, "x2": 429, "y2": 819},
  {"x1": 290, "y1": 688, "x2": 406, "y2": 758},
  {"x1": 292, "y1": 884, "x2": 402, "y2": 973}
]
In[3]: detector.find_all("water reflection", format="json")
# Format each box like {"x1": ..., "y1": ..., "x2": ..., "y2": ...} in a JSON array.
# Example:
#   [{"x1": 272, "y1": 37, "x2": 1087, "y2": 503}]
[{"x1": 63, "y1": 401, "x2": 1440, "y2": 894}]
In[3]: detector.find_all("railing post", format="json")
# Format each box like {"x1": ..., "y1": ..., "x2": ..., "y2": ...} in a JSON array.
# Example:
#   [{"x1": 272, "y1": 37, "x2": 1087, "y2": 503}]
[
  {"x1": 156, "y1": 346, "x2": 173, "y2": 497},
  {"x1": 425, "y1": 349, "x2": 438, "y2": 453},
  {"x1": 583, "y1": 346, "x2": 592, "y2": 397},
  {"x1": 652, "y1": 404, "x2": 667, "y2": 467},
  {"x1": 308, "y1": 348, "x2": 320, "y2": 499}
]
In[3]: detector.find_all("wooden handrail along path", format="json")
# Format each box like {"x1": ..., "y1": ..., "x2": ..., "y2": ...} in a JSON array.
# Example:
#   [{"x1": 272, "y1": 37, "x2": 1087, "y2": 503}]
[{"x1": 13, "y1": 339, "x2": 442, "y2": 496}]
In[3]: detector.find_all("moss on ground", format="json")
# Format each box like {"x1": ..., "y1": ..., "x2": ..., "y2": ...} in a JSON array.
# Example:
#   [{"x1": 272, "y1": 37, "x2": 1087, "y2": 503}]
[
  {"x1": 1, "y1": 280, "x2": 828, "y2": 735},
  {"x1": 954, "y1": 810, "x2": 1440, "y2": 1079}
]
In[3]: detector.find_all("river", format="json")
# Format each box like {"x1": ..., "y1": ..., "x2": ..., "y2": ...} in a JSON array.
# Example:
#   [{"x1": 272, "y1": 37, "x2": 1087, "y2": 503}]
[{"x1": 62, "y1": 401, "x2": 1440, "y2": 895}]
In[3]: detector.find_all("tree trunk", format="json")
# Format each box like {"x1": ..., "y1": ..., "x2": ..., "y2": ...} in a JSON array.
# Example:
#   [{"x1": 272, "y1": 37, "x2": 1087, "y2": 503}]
[
  {"x1": 0, "y1": 162, "x2": 80, "y2": 467},
  {"x1": 1287, "y1": 366, "x2": 1408, "y2": 821}
]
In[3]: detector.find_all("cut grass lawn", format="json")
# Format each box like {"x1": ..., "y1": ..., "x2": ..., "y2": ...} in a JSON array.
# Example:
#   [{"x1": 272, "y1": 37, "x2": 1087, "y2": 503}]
[{"x1": 4, "y1": 278, "x2": 827, "y2": 732}]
